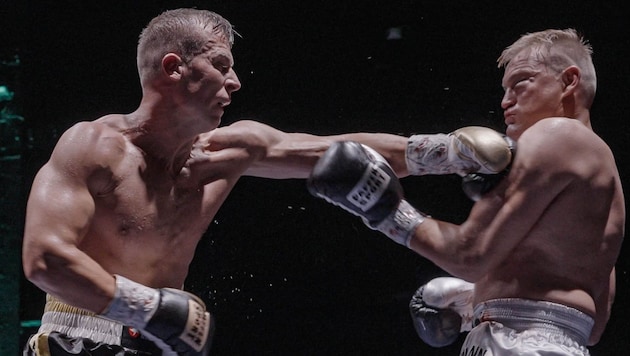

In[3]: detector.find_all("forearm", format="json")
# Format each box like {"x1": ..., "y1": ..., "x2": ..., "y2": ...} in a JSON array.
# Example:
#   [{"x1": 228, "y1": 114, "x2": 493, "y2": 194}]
[
  {"x1": 408, "y1": 219, "x2": 484, "y2": 281},
  {"x1": 24, "y1": 241, "x2": 116, "y2": 313},
  {"x1": 331, "y1": 132, "x2": 409, "y2": 177},
  {"x1": 248, "y1": 131, "x2": 409, "y2": 179}
]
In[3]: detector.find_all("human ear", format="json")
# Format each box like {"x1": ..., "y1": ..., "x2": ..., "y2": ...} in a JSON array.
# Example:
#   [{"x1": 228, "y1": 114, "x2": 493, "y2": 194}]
[
  {"x1": 161, "y1": 53, "x2": 184, "y2": 80},
  {"x1": 561, "y1": 66, "x2": 580, "y2": 95}
]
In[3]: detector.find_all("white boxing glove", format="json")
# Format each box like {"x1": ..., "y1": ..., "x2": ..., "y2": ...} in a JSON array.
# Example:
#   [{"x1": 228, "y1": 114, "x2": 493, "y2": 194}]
[
  {"x1": 406, "y1": 126, "x2": 515, "y2": 176},
  {"x1": 409, "y1": 277, "x2": 474, "y2": 347}
]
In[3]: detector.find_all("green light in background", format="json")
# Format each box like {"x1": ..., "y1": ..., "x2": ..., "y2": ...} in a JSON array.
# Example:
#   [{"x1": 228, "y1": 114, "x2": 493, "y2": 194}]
[{"x1": 20, "y1": 320, "x2": 41, "y2": 328}]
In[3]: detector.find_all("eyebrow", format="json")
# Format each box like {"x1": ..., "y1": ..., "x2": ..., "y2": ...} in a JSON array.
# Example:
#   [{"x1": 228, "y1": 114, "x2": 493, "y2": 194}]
[
  {"x1": 212, "y1": 53, "x2": 234, "y2": 66},
  {"x1": 502, "y1": 68, "x2": 537, "y2": 87}
]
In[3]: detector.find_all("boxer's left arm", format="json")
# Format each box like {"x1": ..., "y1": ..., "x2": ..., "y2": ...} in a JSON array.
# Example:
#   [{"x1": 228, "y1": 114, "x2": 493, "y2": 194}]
[
  {"x1": 188, "y1": 121, "x2": 513, "y2": 184},
  {"x1": 23, "y1": 122, "x2": 122, "y2": 313},
  {"x1": 185, "y1": 120, "x2": 410, "y2": 181}
]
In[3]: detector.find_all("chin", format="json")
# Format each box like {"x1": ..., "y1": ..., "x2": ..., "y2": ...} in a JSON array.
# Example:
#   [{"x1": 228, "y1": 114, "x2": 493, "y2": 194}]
[
  {"x1": 205, "y1": 113, "x2": 222, "y2": 127},
  {"x1": 505, "y1": 126, "x2": 521, "y2": 141}
]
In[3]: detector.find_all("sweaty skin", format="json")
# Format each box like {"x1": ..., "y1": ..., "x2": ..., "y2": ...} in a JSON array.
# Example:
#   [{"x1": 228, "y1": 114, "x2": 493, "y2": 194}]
[
  {"x1": 402, "y1": 44, "x2": 623, "y2": 345},
  {"x1": 21, "y1": 29, "x2": 405, "y2": 315}
]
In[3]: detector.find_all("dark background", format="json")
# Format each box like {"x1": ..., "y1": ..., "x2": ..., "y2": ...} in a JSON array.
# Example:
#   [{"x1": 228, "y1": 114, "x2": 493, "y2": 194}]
[{"x1": 3, "y1": 0, "x2": 629, "y2": 354}]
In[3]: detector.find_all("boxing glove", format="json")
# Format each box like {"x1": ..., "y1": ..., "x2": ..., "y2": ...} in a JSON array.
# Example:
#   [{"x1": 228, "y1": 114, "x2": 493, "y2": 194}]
[
  {"x1": 102, "y1": 275, "x2": 213, "y2": 355},
  {"x1": 409, "y1": 277, "x2": 474, "y2": 347},
  {"x1": 406, "y1": 126, "x2": 515, "y2": 176},
  {"x1": 461, "y1": 172, "x2": 507, "y2": 201},
  {"x1": 307, "y1": 141, "x2": 426, "y2": 247}
]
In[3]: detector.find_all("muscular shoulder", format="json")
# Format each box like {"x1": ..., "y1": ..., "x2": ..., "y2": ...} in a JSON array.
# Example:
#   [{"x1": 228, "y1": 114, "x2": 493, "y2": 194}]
[
  {"x1": 517, "y1": 118, "x2": 611, "y2": 170},
  {"x1": 48, "y1": 120, "x2": 128, "y2": 179},
  {"x1": 507, "y1": 117, "x2": 619, "y2": 209}
]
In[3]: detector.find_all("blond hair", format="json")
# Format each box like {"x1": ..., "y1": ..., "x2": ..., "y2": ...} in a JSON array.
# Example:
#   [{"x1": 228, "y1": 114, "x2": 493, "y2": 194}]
[
  {"x1": 137, "y1": 8, "x2": 236, "y2": 84},
  {"x1": 498, "y1": 29, "x2": 597, "y2": 107}
]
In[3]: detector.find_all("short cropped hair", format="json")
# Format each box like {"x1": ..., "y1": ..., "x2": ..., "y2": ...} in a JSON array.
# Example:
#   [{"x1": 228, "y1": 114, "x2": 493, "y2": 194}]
[
  {"x1": 497, "y1": 29, "x2": 597, "y2": 107},
  {"x1": 137, "y1": 8, "x2": 236, "y2": 83}
]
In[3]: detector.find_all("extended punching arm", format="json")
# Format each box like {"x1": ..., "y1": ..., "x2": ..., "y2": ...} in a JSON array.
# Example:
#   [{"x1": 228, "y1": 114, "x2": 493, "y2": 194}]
[
  {"x1": 406, "y1": 126, "x2": 514, "y2": 176},
  {"x1": 406, "y1": 126, "x2": 516, "y2": 201}
]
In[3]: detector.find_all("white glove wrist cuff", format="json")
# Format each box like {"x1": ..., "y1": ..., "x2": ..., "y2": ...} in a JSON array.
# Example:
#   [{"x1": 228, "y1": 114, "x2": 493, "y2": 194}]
[
  {"x1": 374, "y1": 199, "x2": 426, "y2": 247},
  {"x1": 406, "y1": 133, "x2": 469, "y2": 176},
  {"x1": 101, "y1": 274, "x2": 160, "y2": 328}
]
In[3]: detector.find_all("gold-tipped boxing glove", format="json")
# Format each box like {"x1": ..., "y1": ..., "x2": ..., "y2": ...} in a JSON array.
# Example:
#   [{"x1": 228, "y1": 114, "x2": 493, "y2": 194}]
[{"x1": 406, "y1": 126, "x2": 516, "y2": 200}]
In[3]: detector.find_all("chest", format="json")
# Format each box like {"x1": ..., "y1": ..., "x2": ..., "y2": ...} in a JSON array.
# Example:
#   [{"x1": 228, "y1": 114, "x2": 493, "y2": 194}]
[{"x1": 90, "y1": 151, "x2": 218, "y2": 239}]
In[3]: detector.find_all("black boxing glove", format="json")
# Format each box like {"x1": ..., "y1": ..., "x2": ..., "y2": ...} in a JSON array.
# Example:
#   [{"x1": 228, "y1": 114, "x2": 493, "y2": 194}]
[
  {"x1": 102, "y1": 275, "x2": 213, "y2": 355},
  {"x1": 308, "y1": 141, "x2": 426, "y2": 247},
  {"x1": 461, "y1": 172, "x2": 507, "y2": 201}
]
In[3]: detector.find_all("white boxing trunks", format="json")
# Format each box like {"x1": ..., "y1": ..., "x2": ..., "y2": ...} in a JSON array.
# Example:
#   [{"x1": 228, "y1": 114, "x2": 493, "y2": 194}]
[
  {"x1": 460, "y1": 298, "x2": 594, "y2": 356},
  {"x1": 24, "y1": 294, "x2": 164, "y2": 355}
]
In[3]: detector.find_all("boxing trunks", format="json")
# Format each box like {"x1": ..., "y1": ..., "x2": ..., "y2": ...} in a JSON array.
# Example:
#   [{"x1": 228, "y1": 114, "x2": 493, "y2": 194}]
[
  {"x1": 23, "y1": 294, "x2": 163, "y2": 356},
  {"x1": 460, "y1": 298, "x2": 594, "y2": 356}
]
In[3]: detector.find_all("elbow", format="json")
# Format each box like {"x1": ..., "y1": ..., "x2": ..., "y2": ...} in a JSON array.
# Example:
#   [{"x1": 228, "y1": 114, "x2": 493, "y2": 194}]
[
  {"x1": 451, "y1": 265, "x2": 486, "y2": 283},
  {"x1": 22, "y1": 240, "x2": 66, "y2": 291},
  {"x1": 587, "y1": 334, "x2": 600, "y2": 346},
  {"x1": 449, "y1": 251, "x2": 489, "y2": 282},
  {"x1": 22, "y1": 251, "x2": 51, "y2": 288}
]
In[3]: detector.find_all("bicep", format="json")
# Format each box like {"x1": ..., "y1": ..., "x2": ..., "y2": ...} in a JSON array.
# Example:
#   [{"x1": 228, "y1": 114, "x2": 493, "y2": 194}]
[
  {"x1": 24, "y1": 160, "x2": 96, "y2": 251},
  {"x1": 420, "y1": 153, "x2": 568, "y2": 279},
  {"x1": 457, "y1": 137, "x2": 575, "y2": 275},
  {"x1": 244, "y1": 127, "x2": 409, "y2": 179},
  {"x1": 206, "y1": 121, "x2": 330, "y2": 179},
  {"x1": 23, "y1": 124, "x2": 110, "y2": 258}
]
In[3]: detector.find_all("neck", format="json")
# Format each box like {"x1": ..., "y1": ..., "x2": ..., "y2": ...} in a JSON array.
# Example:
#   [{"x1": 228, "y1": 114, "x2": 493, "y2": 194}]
[{"x1": 123, "y1": 108, "x2": 197, "y2": 178}]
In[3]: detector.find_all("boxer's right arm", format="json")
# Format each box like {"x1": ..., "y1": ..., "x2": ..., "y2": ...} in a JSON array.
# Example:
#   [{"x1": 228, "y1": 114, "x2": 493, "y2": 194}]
[
  {"x1": 23, "y1": 122, "x2": 119, "y2": 312},
  {"x1": 23, "y1": 122, "x2": 212, "y2": 354},
  {"x1": 102, "y1": 275, "x2": 212, "y2": 355}
]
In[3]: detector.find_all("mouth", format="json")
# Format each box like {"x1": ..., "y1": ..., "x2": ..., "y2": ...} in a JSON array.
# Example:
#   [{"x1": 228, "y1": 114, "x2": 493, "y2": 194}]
[{"x1": 503, "y1": 111, "x2": 515, "y2": 125}]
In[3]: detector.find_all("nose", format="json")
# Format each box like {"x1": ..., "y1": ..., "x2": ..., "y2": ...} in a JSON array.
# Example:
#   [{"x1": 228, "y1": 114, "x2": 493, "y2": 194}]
[
  {"x1": 501, "y1": 89, "x2": 514, "y2": 110},
  {"x1": 225, "y1": 68, "x2": 241, "y2": 94}
]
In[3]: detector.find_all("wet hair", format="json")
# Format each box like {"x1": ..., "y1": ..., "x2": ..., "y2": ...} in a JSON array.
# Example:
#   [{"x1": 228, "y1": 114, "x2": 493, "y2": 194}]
[
  {"x1": 497, "y1": 29, "x2": 597, "y2": 107},
  {"x1": 137, "y1": 8, "x2": 237, "y2": 83}
]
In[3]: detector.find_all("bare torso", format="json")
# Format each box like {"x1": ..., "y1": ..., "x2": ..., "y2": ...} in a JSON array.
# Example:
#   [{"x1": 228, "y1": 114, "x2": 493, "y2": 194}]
[
  {"x1": 67, "y1": 114, "x2": 241, "y2": 289},
  {"x1": 473, "y1": 118, "x2": 625, "y2": 318}
]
